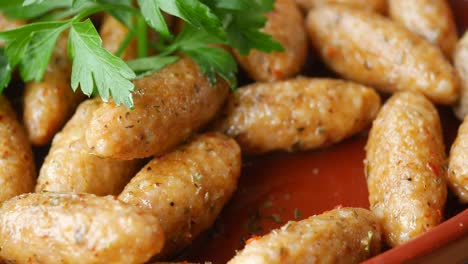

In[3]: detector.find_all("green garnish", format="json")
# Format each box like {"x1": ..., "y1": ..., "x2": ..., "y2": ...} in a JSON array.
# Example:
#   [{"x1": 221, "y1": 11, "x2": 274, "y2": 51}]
[
  {"x1": 0, "y1": 0, "x2": 283, "y2": 108},
  {"x1": 245, "y1": 210, "x2": 262, "y2": 234},
  {"x1": 0, "y1": 47, "x2": 11, "y2": 92},
  {"x1": 190, "y1": 172, "x2": 203, "y2": 184},
  {"x1": 293, "y1": 208, "x2": 301, "y2": 220},
  {"x1": 69, "y1": 19, "x2": 136, "y2": 107},
  {"x1": 270, "y1": 214, "x2": 282, "y2": 223}
]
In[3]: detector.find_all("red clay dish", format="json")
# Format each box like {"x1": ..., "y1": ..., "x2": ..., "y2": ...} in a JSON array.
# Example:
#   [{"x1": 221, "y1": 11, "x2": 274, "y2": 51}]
[{"x1": 182, "y1": 1, "x2": 468, "y2": 262}]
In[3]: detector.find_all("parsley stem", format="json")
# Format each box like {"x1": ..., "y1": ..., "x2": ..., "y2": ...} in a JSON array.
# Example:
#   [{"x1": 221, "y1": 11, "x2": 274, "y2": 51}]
[
  {"x1": 38, "y1": 9, "x2": 82, "y2": 22},
  {"x1": 136, "y1": 16, "x2": 148, "y2": 58},
  {"x1": 149, "y1": 40, "x2": 167, "y2": 54},
  {"x1": 74, "y1": 3, "x2": 141, "y2": 22},
  {"x1": 115, "y1": 30, "x2": 135, "y2": 58}
]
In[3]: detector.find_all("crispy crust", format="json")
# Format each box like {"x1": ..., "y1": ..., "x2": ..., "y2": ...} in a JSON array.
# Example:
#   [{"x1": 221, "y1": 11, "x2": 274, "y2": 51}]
[
  {"x1": 388, "y1": 0, "x2": 458, "y2": 58},
  {"x1": 36, "y1": 99, "x2": 142, "y2": 195},
  {"x1": 228, "y1": 208, "x2": 382, "y2": 264},
  {"x1": 119, "y1": 133, "x2": 241, "y2": 258},
  {"x1": 234, "y1": 0, "x2": 308, "y2": 82},
  {"x1": 296, "y1": 0, "x2": 387, "y2": 13},
  {"x1": 448, "y1": 113, "x2": 468, "y2": 203},
  {"x1": 0, "y1": 192, "x2": 164, "y2": 264},
  {"x1": 366, "y1": 91, "x2": 447, "y2": 246},
  {"x1": 0, "y1": 96, "x2": 35, "y2": 203},
  {"x1": 306, "y1": 5, "x2": 459, "y2": 105},
  {"x1": 454, "y1": 32, "x2": 468, "y2": 119},
  {"x1": 85, "y1": 57, "x2": 229, "y2": 160},
  {"x1": 214, "y1": 78, "x2": 380, "y2": 154},
  {"x1": 23, "y1": 32, "x2": 85, "y2": 146}
]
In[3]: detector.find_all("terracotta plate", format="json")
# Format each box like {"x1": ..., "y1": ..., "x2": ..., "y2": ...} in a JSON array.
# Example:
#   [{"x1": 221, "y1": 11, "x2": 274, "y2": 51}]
[{"x1": 182, "y1": 1, "x2": 468, "y2": 263}]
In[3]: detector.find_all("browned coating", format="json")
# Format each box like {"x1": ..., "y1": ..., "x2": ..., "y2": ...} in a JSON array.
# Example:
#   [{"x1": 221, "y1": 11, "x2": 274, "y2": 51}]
[
  {"x1": 23, "y1": 32, "x2": 86, "y2": 146},
  {"x1": 365, "y1": 91, "x2": 447, "y2": 247},
  {"x1": 234, "y1": 0, "x2": 307, "y2": 82},
  {"x1": 0, "y1": 193, "x2": 164, "y2": 264},
  {"x1": 306, "y1": 5, "x2": 459, "y2": 105},
  {"x1": 448, "y1": 32, "x2": 468, "y2": 203},
  {"x1": 0, "y1": 96, "x2": 35, "y2": 203},
  {"x1": 85, "y1": 57, "x2": 229, "y2": 160},
  {"x1": 228, "y1": 208, "x2": 382, "y2": 264},
  {"x1": 100, "y1": 14, "x2": 137, "y2": 60},
  {"x1": 388, "y1": 0, "x2": 458, "y2": 58},
  {"x1": 295, "y1": 0, "x2": 387, "y2": 13},
  {"x1": 119, "y1": 133, "x2": 241, "y2": 258},
  {"x1": 214, "y1": 78, "x2": 381, "y2": 154},
  {"x1": 454, "y1": 31, "x2": 468, "y2": 119},
  {"x1": 448, "y1": 116, "x2": 468, "y2": 203},
  {"x1": 36, "y1": 99, "x2": 142, "y2": 195}
]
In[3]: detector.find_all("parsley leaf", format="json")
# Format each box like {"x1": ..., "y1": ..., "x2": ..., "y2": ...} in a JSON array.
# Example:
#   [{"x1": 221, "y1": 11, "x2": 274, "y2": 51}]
[
  {"x1": 137, "y1": 0, "x2": 225, "y2": 40},
  {"x1": 0, "y1": 0, "x2": 283, "y2": 109},
  {"x1": 127, "y1": 55, "x2": 179, "y2": 77},
  {"x1": 204, "y1": 0, "x2": 283, "y2": 55},
  {"x1": 215, "y1": 0, "x2": 274, "y2": 12},
  {"x1": 23, "y1": 0, "x2": 44, "y2": 5},
  {"x1": 39, "y1": 1, "x2": 137, "y2": 28},
  {"x1": 0, "y1": 48, "x2": 12, "y2": 92},
  {"x1": 212, "y1": 0, "x2": 250, "y2": 10},
  {"x1": 68, "y1": 19, "x2": 136, "y2": 108},
  {"x1": 19, "y1": 24, "x2": 70, "y2": 82},
  {"x1": 0, "y1": 0, "x2": 73, "y2": 20},
  {"x1": 0, "y1": 21, "x2": 71, "y2": 81},
  {"x1": 185, "y1": 46, "x2": 237, "y2": 88},
  {"x1": 72, "y1": 0, "x2": 91, "y2": 7},
  {"x1": 168, "y1": 24, "x2": 236, "y2": 88},
  {"x1": 137, "y1": 0, "x2": 171, "y2": 39}
]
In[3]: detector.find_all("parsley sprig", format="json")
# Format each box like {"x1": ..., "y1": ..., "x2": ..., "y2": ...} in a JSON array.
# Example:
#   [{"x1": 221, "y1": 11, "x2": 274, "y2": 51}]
[{"x1": 0, "y1": 0, "x2": 283, "y2": 108}]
